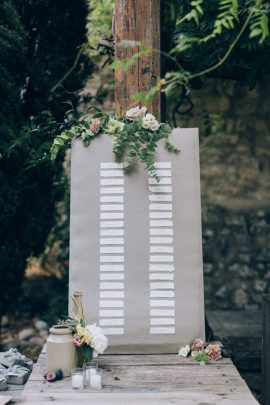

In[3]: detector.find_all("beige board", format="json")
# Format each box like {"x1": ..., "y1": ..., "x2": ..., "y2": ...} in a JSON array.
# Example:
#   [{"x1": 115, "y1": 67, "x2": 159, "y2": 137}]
[{"x1": 69, "y1": 128, "x2": 205, "y2": 353}]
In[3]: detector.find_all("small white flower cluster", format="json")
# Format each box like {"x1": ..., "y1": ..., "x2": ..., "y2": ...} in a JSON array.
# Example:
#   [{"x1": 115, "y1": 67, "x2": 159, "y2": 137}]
[
  {"x1": 142, "y1": 113, "x2": 160, "y2": 131},
  {"x1": 178, "y1": 345, "x2": 190, "y2": 358},
  {"x1": 87, "y1": 323, "x2": 108, "y2": 357},
  {"x1": 107, "y1": 118, "x2": 125, "y2": 134}
]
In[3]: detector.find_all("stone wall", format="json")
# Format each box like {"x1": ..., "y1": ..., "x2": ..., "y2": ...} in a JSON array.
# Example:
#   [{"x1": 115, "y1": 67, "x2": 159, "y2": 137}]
[{"x1": 177, "y1": 80, "x2": 270, "y2": 310}]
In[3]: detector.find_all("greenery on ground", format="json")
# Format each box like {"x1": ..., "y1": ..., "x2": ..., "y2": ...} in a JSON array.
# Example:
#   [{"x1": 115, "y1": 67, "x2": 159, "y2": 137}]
[{"x1": 0, "y1": 0, "x2": 92, "y2": 321}]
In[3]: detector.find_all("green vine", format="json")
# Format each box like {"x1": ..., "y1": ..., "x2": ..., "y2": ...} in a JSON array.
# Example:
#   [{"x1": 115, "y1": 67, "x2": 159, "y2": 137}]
[{"x1": 50, "y1": 106, "x2": 179, "y2": 179}]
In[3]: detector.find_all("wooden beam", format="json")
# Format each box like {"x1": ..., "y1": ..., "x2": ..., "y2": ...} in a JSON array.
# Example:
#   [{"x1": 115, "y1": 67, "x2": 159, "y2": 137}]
[{"x1": 114, "y1": 0, "x2": 161, "y2": 120}]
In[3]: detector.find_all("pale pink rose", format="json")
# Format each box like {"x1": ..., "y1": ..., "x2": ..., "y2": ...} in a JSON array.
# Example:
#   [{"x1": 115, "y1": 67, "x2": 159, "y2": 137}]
[
  {"x1": 125, "y1": 106, "x2": 147, "y2": 120},
  {"x1": 205, "y1": 344, "x2": 222, "y2": 361},
  {"x1": 191, "y1": 338, "x2": 204, "y2": 352},
  {"x1": 73, "y1": 334, "x2": 82, "y2": 348},
  {"x1": 90, "y1": 118, "x2": 101, "y2": 134}
]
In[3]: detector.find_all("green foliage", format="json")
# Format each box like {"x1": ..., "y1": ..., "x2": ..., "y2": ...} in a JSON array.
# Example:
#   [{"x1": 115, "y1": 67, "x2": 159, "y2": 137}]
[
  {"x1": 0, "y1": 0, "x2": 92, "y2": 319},
  {"x1": 193, "y1": 351, "x2": 210, "y2": 363}
]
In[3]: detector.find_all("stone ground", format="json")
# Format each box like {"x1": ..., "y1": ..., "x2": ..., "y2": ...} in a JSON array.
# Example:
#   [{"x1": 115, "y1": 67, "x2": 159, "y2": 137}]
[{"x1": 207, "y1": 309, "x2": 262, "y2": 403}]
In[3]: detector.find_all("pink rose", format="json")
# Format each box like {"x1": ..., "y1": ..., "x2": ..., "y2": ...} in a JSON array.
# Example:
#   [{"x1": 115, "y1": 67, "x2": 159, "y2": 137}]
[
  {"x1": 90, "y1": 118, "x2": 101, "y2": 134},
  {"x1": 125, "y1": 106, "x2": 147, "y2": 120},
  {"x1": 191, "y1": 338, "x2": 204, "y2": 352},
  {"x1": 205, "y1": 344, "x2": 222, "y2": 361},
  {"x1": 73, "y1": 334, "x2": 82, "y2": 348}
]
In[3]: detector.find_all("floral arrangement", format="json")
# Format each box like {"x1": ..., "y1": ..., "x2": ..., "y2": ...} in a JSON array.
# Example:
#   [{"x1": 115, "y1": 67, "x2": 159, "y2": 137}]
[
  {"x1": 178, "y1": 338, "x2": 222, "y2": 365},
  {"x1": 59, "y1": 294, "x2": 108, "y2": 366},
  {"x1": 50, "y1": 105, "x2": 179, "y2": 179}
]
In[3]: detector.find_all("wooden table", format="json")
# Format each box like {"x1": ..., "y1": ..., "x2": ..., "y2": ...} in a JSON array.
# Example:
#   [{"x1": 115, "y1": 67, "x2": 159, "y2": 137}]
[{"x1": 16, "y1": 346, "x2": 258, "y2": 404}]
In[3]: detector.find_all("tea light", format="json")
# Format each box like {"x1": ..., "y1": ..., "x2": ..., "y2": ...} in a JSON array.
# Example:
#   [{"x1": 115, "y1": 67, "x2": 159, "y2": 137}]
[
  {"x1": 84, "y1": 362, "x2": 98, "y2": 386},
  {"x1": 90, "y1": 370, "x2": 102, "y2": 390},
  {"x1": 71, "y1": 368, "x2": 84, "y2": 390}
]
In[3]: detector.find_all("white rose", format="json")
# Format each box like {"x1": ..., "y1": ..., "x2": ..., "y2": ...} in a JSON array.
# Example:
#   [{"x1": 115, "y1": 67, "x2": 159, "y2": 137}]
[
  {"x1": 142, "y1": 113, "x2": 160, "y2": 131},
  {"x1": 178, "y1": 345, "x2": 190, "y2": 358},
  {"x1": 125, "y1": 106, "x2": 147, "y2": 120},
  {"x1": 87, "y1": 323, "x2": 108, "y2": 355}
]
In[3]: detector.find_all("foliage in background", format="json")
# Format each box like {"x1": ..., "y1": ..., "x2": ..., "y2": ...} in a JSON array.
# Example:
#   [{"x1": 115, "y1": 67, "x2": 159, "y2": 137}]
[{"x1": 0, "y1": 0, "x2": 92, "y2": 321}]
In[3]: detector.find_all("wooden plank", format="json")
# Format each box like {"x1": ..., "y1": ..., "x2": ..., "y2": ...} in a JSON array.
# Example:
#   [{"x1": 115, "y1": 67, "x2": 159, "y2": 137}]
[
  {"x1": 21, "y1": 349, "x2": 258, "y2": 404},
  {"x1": 262, "y1": 294, "x2": 270, "y2": 405},
  {"x1": 114, "y1": 0, "x2": 161, "y2": 119}
]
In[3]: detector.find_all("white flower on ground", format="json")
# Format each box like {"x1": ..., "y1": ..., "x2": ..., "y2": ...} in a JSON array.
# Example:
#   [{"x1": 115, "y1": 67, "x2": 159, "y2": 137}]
[
  {"x1": 107, "y1": 118, "x2": 124, "y2": 134},
  {"x1": 142, "y1": 113, "x2": 160, "y2": 131},
  {"x1": 178, "y1": 345, "x2": 190, "y2": 357},
  {"x1": 125, "y1": 106, "x2": 147, "y2": 120},
  {"x1": 87, "y1": 323, "x2": 108, "y2": 355}
]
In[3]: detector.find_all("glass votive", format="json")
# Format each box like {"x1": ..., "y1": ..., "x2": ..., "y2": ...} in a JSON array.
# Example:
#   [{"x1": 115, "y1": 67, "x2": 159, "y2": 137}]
[
  {"x1": 90, "y1": 369, "x2": 102, "y2": 390},
  {"x1": 71, "y1": 368, "x2": 84, "y2": 390},
  {"x1": 84, "y1": 362, "x2": 98, "y2": 386}
]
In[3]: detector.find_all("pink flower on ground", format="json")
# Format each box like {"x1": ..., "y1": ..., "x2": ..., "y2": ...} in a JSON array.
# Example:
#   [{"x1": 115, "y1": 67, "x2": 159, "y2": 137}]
[
  {"x1": 205, "y1": 344, "x2": 222, "y2": 361},
  {"x1": 90, "y1": 118, "x2": 101, "y2": 134},
  {"x1": 191, "y1": 338, "x2": 204, "y2": 352},
  {"x1": 73, "y1": 334, "x2": 82, "y2": 348},
  {"x1": 125, "y1": 106, "x2": 147, "y2": 120}
]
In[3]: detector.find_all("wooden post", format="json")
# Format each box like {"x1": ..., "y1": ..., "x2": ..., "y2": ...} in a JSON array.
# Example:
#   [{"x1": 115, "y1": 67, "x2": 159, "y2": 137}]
[
  {"x1": 262, "y1": 294, "x2": 270, "y2": 405},
  {"x1": 114, "y1": 0, "x2": 161, "y2": 120}
]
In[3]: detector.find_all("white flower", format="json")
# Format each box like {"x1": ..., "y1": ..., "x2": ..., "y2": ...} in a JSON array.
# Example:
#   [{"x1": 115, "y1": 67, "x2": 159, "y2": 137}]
[
  {"x1": 178, "y1": 345, "x2": 190, "y2": 358},
  {"x1": 142, "y1": 113, "x2": 160, "y2": 131},
  {"x1": 107, "y1": 118, "x2": 124, "y2": 134},
  {"x1": 125, "y1": 106, "x2": 147, "y2": 120},
  {"x1": 87, "y1": 323, "x2": 108, "y2": 355}
]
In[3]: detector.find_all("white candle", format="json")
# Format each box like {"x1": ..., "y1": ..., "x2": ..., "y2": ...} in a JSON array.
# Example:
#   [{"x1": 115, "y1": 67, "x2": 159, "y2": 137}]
[
  {"x1": 72, "y1": 374, "x2": 84, "y2": 389},
  {"x1": 85, "y1": 368, "x2": 97, "y2": 382},
  {"x1": 90, "y1": 373, "x2": 102, "y2": 389}
]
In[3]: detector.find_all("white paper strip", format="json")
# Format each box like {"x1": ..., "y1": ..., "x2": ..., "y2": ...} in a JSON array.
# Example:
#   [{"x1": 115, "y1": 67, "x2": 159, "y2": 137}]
[
  {"x1": 100, "y1": 291, "x2": 124, "y2": 298},
  {"x1": 150, "y1": 282, "x2": 175, "y2": 290},
  {"x1": 99, "y1": 300, "x2": 124, "y2": 308},
  {"x1": 101, "y1": 178, "x2": 124, "y2": 186},
  {"x1": 100, "y1": 265, "x2": 124, "y2": 272},
  {"x1": 149, "y1": 204, "x2": 172, "y2": 211},
  {"x1": 150, "y1": 300, "x2": 175, "y2": 307},
  {"x1": 150, "y1": 255, "x2": 174, "y2": 262},
  {"x1": 101, "y1": 163, "x2": 124, "y2": 169},
  {"x1": 150, "y1": 327, "x2": 175, "y2": 334},
  {"x1": 100, "y1": 282, "x2": 124, "y2": 290},
  {"x1": 150, "y1": 220, "x2": 173, "y2": 227},
  {"x1": 150, "y1": 264, "x2": 174, "y2": 271},
  {"x1": 100, "y1": 187, "x2": 124, "y2": 194},
  {"x1": 102, "y1": 327, "x2": 124, "y2": 335},
  {"x1": 150, "y1": 290, "x2": 175, "y2": 298},
  {"x1": 149, "y1": 273, "x2": 174, "y2": 280},
  {"x1": 148, "y1": 178, "x2": 171, "y2": 185},
  {"x1": 100, "y1": 273, "x2": 124, "y2": 280},
  {"x1": 100, "y1": 212, "x2": 124, "y2": 220},
  {"x1": 99, "y1": 319, "x2": 124, "y2": 326},
  {"x1": 152, "y1": 170, "x2": 171, "y2": 177},
  {"x1": 100, "y1": 238, "x2": 124, "y2": 245},
  {"x1": 100, "y1": 246, "x2": 124, "y2": 254},
  {"x1": 100, "y1": 256, "x2": 124, "y2": 263},
  {"x1": 150, "y1": 246, "x2": 174, "y2": 253},
  {"x1": 151, "y1": 318, "x2": 175, "y2": 325},
  {"x1": 101, "y1": 204, "x2": 124, "y2": 211},
  {"x1": 99, "y1": 309, "x2": 124, "y2": 317},
  {"x1": 150, "y1": 212, "x2": 172, "y2": 219},
  {"x1": 150, "y1": 237, "x2": 173, "y2": 244},
  {"x1": 150, "y1": 228, "x2": 173, "y2": 236},
  {"x1": 150, "y1": 309, "x2": 175, "y2": 316},
  {"x1": 154, "y1": 162, "x2": 171, "y2": 169},
  {"x1": 100, "y1": 196, "x2": 124, "y2": 203},
  {"x1": 149, "y1": 186, "x2": 172, "y2": 193},
  {"x1": 100, "y1": 221, "x2": 124, "y2": 228},
  {"x1": 100, "y1": 170, "x2": 123, "y2": 177},
  {"x1": 149, "y1": 195, "x2": 172, "y2": 202},
  {"x1": 100, "y1": 229, "x2": 124, "y2": 236}
]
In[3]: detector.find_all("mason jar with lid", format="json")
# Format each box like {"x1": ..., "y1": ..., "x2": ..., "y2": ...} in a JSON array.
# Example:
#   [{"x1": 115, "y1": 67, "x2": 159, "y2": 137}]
[{"x1": 47, "y1": 325, "x2": 76, "y2": 377}]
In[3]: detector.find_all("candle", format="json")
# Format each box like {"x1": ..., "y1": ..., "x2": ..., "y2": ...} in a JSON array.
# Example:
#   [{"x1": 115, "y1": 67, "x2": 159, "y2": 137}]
[
  {"x1": 72, "y1": 374, "x2": 84, "y2": 389},
  {"x1": 90, "y1": 372, "x2": 102, "y2": 390}
]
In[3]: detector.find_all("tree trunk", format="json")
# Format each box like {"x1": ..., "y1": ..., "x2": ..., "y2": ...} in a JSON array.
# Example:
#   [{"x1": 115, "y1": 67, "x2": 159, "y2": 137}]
[{"x1": 114, "y1": 0, "x2": 161, "y2": 120}]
